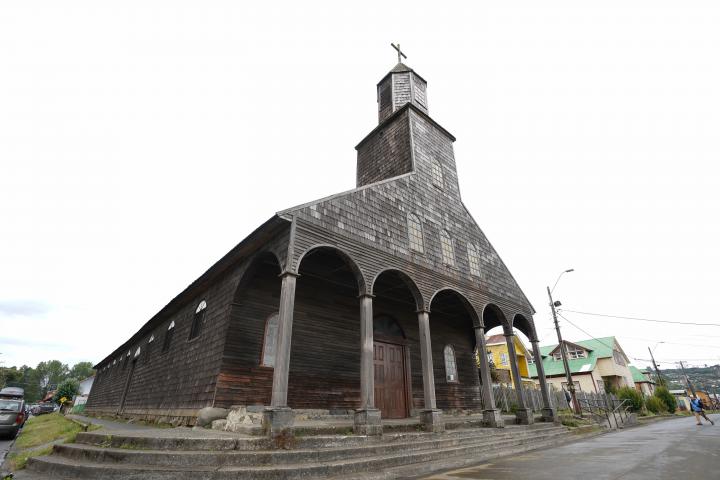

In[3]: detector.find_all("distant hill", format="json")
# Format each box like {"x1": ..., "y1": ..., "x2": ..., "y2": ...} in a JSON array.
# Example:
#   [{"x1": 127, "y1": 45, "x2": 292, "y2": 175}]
[{"x1": 655, "y1": 364, "x2": 720, "y2": 392}]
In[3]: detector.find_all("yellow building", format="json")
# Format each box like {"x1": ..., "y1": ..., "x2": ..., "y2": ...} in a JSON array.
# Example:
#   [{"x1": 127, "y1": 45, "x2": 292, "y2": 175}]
[{"x1": 485, "y1": 334, "x2": 535, "y2": 387}]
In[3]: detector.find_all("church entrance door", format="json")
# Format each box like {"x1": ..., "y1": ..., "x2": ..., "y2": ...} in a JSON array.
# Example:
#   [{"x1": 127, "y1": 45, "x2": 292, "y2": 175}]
[{"x1": 374, "y1": 341, "x2": 407, "y2": 419}]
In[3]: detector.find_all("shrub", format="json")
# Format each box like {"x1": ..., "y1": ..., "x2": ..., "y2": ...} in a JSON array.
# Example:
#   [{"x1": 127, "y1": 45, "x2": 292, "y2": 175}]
[
  {"x1": 52, "y1": 378, "x2": 80, "y2": 404},
  {"x1": 645, "y1": 396, "x2": 666, "y2": 414},
  {"x1": 654, "y1": 386, "x2": 678, "y2": 413},
  {"x1": 617, "y1": 386, "x2": 644, "y2": 412}
]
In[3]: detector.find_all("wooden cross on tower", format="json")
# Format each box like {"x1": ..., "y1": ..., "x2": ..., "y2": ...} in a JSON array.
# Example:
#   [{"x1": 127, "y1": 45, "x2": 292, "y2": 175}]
[{"x1": 391, "y1": 43, "x2": 407, "y2": 63}]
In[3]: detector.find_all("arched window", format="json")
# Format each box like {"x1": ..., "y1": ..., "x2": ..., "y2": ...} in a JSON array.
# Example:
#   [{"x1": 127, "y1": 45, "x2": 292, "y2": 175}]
[
  {"x1": 467, "y1": 243, "x2": 481, "y2": 277},
  {"x1": 431, "y1": 159, "x2": 444, "y2": 188},
  {"x1": 261, "y1": 312, "x2": 280, "y2": 367},
  {"x1": 407, "y1": 213, "x2": 424, "y2": 253},
  {"x1": 189, "y1": 300, "x2": 207, "y2": 340},
  {"x1": 440, "y1": 230, "x2": 455, "y2": 266},
  {"x1": 444, "y1": 345, "x2": 458, "y2": 382},
  {"x1": 162, "y1": 321, "x2": 175, "y2": 353}
]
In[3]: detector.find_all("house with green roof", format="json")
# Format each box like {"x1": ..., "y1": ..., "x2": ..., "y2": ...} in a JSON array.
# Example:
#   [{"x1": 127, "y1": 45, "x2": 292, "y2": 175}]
[
  {"x1": 629, "y1": 365, "x2": 655, "y2": 396},
  {"x1": 528, "y1": 337, "x2": 636, "y2": 394}
]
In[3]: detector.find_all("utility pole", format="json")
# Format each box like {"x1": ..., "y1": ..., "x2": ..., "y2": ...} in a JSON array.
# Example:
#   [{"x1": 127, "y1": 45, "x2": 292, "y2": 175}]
[
  {"x1": 547, "y1": 286, "x2": 580, "y2": 414},
  {"x1": 679, "y1": 361, "x2": 697, "y2": 397},
  {"x1": 647, "y1": 346, "x2": 664, "y2": 386}
]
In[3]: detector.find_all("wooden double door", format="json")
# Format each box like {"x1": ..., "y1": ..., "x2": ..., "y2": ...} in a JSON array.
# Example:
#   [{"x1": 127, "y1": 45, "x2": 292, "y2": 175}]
[{"x1": 374, "y1": 340, "x2": 408, "y2": 419}]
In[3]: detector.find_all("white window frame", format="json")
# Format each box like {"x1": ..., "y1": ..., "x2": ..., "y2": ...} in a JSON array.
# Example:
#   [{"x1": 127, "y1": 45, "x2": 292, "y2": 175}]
[
  {"x1": 407, "y1": 213, "x2": 424, "y2": 253},
  {"x1": 444, "y1": 345, "x2": 458, "y2": 383},
  {"x1": 431, "y1": 158, "x2": 444, "y2": 189},
  {"x1": 467, "y1": 243, "x2": 481, "y2": 277},
  {"x1": 261, "y1": 312, "x2": 280, "y2": 368},
  {"x1": 440, "y1": 229, "x2": 455, "y2": 266}
]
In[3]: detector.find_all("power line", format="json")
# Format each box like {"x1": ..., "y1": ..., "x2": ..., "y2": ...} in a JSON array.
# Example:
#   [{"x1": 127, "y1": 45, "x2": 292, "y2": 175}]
[
  {"x1": 563, "y1": 309, "x2": 720, "y2": 327},
  {"x1": 557, "y1": 312, "x2": 616, "y2": 351},
  {"x1": 619, "y1": 335, "x2": 720, "y2": 350}
]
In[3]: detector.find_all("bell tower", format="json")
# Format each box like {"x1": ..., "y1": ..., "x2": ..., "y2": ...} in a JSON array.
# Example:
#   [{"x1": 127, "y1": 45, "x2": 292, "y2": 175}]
[{"x1": 377, "y1": 63, "x2": 429, "y2": 123}]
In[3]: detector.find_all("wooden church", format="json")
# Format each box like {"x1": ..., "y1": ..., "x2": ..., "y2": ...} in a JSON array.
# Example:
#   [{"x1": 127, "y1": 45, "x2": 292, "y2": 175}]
[{"x1": 86, "y1": 53, "x2": 558, "y2": 436}]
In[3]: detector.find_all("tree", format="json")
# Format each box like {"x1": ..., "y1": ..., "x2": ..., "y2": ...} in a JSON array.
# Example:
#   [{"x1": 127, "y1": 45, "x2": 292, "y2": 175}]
[
  {"x1": 33, "y1": 360, "x2": 69, "y2": 397},
  {"x1": 52, "y1": 378, "x2": 80, "y2": 404},
  {"x1": 69, "y1": 362, "x2": 95, "y2": 381},
  {"x1": 654, "y1": 386, "x2": 678, "y2": 413},
  {"x1": 0, "y1": 366, "x2": 23, "y2": 387}
]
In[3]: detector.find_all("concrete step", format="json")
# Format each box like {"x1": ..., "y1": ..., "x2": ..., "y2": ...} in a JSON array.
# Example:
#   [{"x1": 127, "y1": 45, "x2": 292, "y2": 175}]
[
  {"x1": 51, "y1": 429, "x2": 568, "y2": 468},
  {"x1": 74, "y1": 422, "x2": 561, "y2": 451},
  {"x1": 27, "y1": 429, "x2": 572, "y2": 479},
  {"x1": 334, "y1": 432, "x2": 585, "y2": 480}
]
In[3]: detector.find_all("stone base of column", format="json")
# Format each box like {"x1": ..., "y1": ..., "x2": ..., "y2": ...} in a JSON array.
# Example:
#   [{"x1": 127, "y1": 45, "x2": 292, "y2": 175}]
[
  {"x1": 353, "y1": 408, "x2": 383, "y2": 436},
  {"x1": 514, "y1": 407, "x2": 534, "y2": 425},
  {"x1": 420, "y1": 409, "x2": 445, "y2": 432},
  {"x1": 482, "y1": 408, "x2": 505, "y2": 428},
  {"x1": 263, "y1": 407, "x2": 295, "y2": 448},
  {"x1": 541, "y1": 407, "x2": 558, "y2": 424}
]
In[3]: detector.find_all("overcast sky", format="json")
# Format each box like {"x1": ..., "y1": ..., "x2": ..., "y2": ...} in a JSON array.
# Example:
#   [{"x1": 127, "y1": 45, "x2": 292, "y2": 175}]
[{"x1": 2, "y1": 1, "x2": 719, "y2": 374}]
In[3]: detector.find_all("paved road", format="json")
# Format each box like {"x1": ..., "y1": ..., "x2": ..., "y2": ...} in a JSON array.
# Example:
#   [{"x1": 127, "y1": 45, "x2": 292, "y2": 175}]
[{"x1": 420, "y1": 414, "x2": 720, "y2": 479}]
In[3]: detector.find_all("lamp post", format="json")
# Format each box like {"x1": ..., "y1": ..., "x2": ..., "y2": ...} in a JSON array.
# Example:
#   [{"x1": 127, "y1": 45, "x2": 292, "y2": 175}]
[{"x1": 547, "y1": 269, "x2": 580, "y2": 414}]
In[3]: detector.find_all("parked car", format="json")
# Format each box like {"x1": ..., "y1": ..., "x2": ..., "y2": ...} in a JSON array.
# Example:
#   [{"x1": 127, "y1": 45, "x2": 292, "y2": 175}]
[
  {"x1": 0, "y1": 387, "x2": 27, "y2": 439},
  {"x1": 31, "y1": 403, "x2": 56, "y2": 415}
]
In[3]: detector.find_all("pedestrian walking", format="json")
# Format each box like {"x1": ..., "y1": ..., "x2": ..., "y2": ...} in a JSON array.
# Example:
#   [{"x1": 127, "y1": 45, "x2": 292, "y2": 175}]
[{"x1": 690, "y1": 397, "x2": 715, "y2": 426}]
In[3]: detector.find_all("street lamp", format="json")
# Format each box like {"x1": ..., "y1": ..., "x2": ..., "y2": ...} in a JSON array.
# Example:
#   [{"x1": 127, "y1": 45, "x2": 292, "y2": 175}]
[{"x1": 547, "y1": 269, "x2": 580, "y2": 414}]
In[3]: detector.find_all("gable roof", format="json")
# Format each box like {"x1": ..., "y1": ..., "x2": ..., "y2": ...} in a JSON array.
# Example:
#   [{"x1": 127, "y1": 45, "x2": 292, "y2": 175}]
[
  {"x1": 528, "y1": 337, "x2": 621, "y2": 378},
  {"x1": 485, "y1": 334, "x2": 506, "y2": 345},
  {"x1": 629, "y1": 365, "x2": 653, "y2": 383}
]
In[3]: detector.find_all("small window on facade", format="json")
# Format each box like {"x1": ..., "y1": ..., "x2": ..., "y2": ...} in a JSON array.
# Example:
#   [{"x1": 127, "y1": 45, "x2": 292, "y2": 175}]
[
  {"x1": 562, "y1": 381, "x2": 581, "y2": 392},
  {"x1": 431, "y1": 159, "x2": 444, "y2": 188},
  {"x1": 500, "y1": 353, "x2": 509, "y2": 366},
  {"x1": 444, "y1": 345, "x2": 458, "y2": 382},
  {"x1": 189, "y1": 300, "x2": 207, "y2": 340},
  {"x1": 567, "y1": 348, "x2": 586, "y2": 360},
  {"x1": 407, "y1": 213, "x2": 424, "y2": 253},
  {"x1": 261, "y1": 312, "x2": 280, "y2": 367},
  {"x1": 613, "y1": 350, "x2": 626, "y2": 366},
  {"x1": 467, "y1": 243, "x2": 481, "y2": 277},
  {"x1": 440, "y1": 230, "x2": 455, "y2": 266},
  {"x1": 122, "y1": 351, "x2": 130, "y2": 370},
  {"x1": 162, "y1": 321, "x2": 175, "y2": 353}
]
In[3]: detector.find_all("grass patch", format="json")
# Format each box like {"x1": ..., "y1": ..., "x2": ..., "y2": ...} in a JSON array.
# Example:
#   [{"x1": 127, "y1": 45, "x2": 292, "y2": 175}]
[
  {"x1": 6, "y1": 445, "x2": 54, "y2": 471},
  {"x1": 15, "y1": 413, "x2": 83, "y2": 450}
]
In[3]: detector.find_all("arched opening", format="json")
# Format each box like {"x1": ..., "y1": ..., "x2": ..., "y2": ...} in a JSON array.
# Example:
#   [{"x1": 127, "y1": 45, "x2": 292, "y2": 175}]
[
  {"x1": 482, "y1": 305, "x2": 511, "y2": 389},
  {"x1": 215, "y1": 251, "x2": 282, "y2": 408},
  {"x1": 371, "y1": 269, "x2": 423, "y2": 418},
  {"x1": 512, "y1": 314, "x2": 540, "y2": 393},
  {"x1": 287, "y1": 246, "x2": 364, "y2": 412},
  {"x1": 428, "y1": 289, "x2": 481, "y2": 412}
]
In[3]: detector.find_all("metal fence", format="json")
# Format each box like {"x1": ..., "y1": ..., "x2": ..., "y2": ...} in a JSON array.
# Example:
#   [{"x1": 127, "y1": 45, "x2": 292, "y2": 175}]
[{"x1": 486, "y1": 384, "x2": 617, "y2": 414}]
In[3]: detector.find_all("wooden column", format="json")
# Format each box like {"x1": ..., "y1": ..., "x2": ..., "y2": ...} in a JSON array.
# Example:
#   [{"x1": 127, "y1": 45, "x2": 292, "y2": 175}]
[
  {"x1": 265, "y1": 271, "x2": 297, "y2": 442},
  {"x1": 417, "y1": 310, "x2": 443, "y2": 432},
  {"x1": 532, "y1": 339, "x2": 558, "y2": 423},
  {"x1": 474, "y1": 326, "x2": 504, "y2": 427},
  {"x1": 505, "y1": 332, "x2": 533, "y2": 425},
  {"x1": 354, "y1": 294, "x2": 381, "y2": 435}
]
